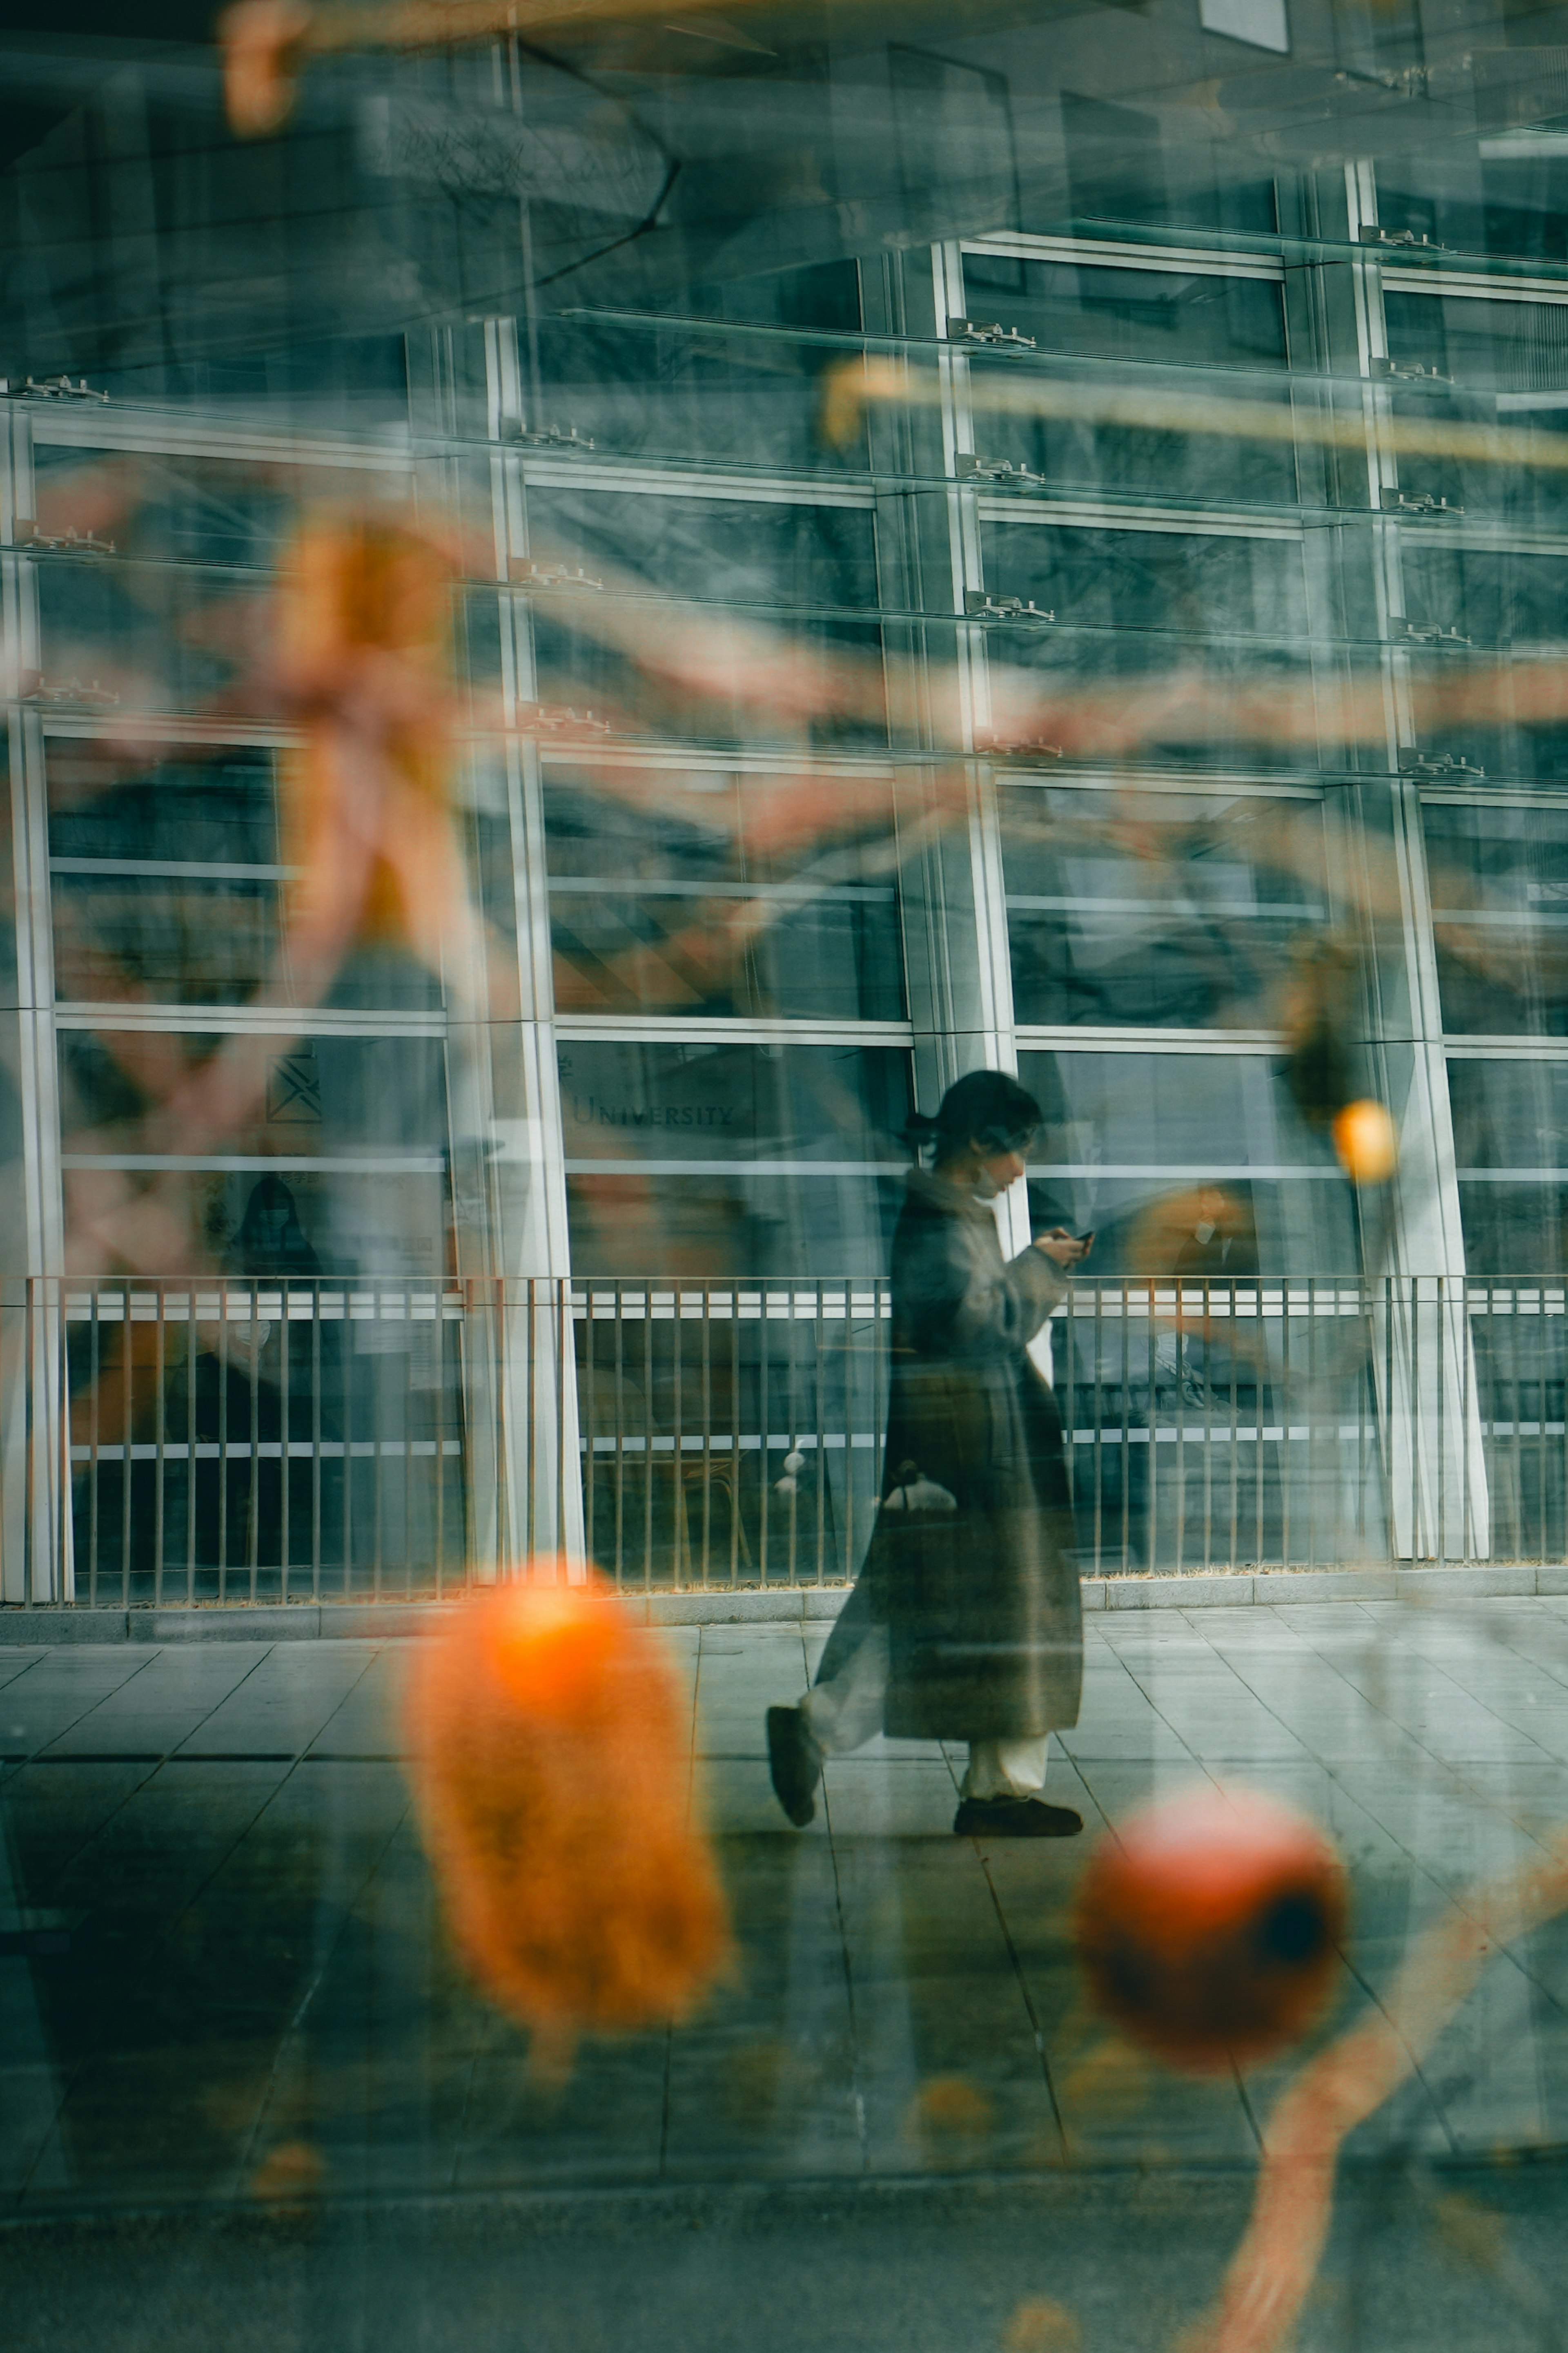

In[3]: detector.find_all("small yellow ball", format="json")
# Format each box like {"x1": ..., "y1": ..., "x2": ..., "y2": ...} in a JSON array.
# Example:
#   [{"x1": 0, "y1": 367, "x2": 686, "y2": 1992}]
[{"x1": 1332, "y1": 1098, "x2": 1398, "y2": 1185}]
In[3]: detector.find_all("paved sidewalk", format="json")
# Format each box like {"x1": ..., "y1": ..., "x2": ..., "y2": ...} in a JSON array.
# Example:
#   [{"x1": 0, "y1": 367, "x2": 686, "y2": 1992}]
[{"x1": 4, "y1": 1595, "x2": 1568, "y2": 2219}]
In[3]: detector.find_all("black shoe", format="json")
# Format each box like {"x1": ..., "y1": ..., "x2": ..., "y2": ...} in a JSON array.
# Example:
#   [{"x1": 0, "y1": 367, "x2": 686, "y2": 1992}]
[
  {"x1": 953, "y1": 1796, "x2": 1082, "y2": 1839},
  {"x1": 766, "y1": 1706, "x2": 822, "y2": 1828}
]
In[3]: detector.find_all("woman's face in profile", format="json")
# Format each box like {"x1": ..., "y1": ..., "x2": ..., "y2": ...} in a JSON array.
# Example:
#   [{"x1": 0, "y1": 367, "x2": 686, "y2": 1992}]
[{"x1": 977, "y1": 1145, "x2": 1029, "y2": 1195}]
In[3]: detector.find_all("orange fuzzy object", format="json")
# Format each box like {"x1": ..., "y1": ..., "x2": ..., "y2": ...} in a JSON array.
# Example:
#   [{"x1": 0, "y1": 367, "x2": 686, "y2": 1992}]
[
  {"x1": 1331, "y1": 1098, "x2": 1399, "y2": 1186},
  {"x1": 1073, "y1": 1786, "x2": 1347, "y2": 2074},
  {"x1": 404, "y1": 1575, "x2": 731, "y2": 2040}
]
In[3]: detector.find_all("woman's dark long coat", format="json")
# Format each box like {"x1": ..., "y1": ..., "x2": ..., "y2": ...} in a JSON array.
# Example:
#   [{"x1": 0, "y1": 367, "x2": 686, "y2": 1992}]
[{"x1": 821, "y1": 1169, "x2": 1082, "y2": 1742}]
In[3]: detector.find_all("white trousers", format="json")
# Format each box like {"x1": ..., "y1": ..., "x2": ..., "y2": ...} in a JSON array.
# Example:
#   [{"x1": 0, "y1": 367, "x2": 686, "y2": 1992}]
[{"x1": 798, "y1": 1624, "x2": 1051, "y2": 1800}]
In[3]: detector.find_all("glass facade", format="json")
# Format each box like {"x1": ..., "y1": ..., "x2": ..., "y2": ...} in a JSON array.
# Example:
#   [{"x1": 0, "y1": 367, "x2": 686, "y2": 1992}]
[{"x1": 6, "y1": 6, "x2": 1568, "y2": 1589}]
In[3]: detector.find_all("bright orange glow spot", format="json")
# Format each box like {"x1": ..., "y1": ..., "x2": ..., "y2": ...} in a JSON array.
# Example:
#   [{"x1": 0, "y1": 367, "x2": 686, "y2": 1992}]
[
  {"x1": 1073, "y1": 1786, "x2": 1348, "y2": 2074},
  {"x1": 1331, "y1": 1098, "x2": 1398, "y2": 1185},
  {"x1": 404, "y1": 1572, "x2": 730, "y2": 2050}
]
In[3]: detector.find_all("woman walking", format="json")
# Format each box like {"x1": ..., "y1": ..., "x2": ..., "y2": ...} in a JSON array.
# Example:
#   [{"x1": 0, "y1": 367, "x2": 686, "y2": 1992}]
[{"x1": 766, "y1": 1071, "x2": 1092, "y2": 1838}]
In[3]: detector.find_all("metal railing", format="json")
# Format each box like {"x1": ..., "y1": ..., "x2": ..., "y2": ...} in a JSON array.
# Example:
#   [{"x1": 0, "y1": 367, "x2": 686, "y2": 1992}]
[{"x1": 2, "y1": 1274, "x2": 1564, "y2": 1607}]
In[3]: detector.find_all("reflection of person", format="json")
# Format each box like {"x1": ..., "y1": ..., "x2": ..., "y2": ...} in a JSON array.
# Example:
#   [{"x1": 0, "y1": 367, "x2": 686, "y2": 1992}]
[{"x1": 766, "y1": 1071, "x2": 1093, "y2": 1839}]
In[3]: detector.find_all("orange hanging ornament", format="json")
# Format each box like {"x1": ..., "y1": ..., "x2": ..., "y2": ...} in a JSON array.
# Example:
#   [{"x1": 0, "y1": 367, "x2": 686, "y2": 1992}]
[
  {"x1": 1073, "y1": 1784, "x2": 1348, "y2": 2074},
  {"x1": 404, "y1": 1575, "x2": 731, "y2": 2060}
]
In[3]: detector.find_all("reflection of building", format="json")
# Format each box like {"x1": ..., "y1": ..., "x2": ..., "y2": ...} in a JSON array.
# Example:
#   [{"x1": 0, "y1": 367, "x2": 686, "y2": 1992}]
[{"x1": 7, "y1": 11, "x2": 1568, "y2": 1591}]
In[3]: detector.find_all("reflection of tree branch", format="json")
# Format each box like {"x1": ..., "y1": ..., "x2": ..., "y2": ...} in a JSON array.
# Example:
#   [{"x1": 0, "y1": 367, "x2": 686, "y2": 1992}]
[{"x1": 1190, "y1": 1829, "x2": 1568, "y2": 2353}]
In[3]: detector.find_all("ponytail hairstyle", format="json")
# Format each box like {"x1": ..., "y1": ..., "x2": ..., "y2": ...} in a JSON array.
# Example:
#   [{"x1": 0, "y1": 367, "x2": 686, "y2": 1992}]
[{"x1": 904, "y1": 1069, "x2": 1043, "y2": 1165}]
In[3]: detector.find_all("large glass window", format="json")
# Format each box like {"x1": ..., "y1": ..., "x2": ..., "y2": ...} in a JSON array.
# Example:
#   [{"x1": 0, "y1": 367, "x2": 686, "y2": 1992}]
[
  {"x1": 543, "y1": 763, "x2": 905, "y2": 1021},
  {"x1": 1002, "y1": 783, "x2": 1326, "y2": 1028},
  {"x1": 1449, "y1": 1054, "x2": 1568, "y2": 1272},
  {"x1": 45, "y1": 739, "x2": 442, "y2": 1012},
  {"x1": 557, "y1": 1039, "x2": 912, "y2": 1278},
  {"x1": 527, "y1": 259, "x2": 869, "y2": 475},
  {"x1": 1382, "y1": 292, "x2": 1568, "y2": 531},
  {"x1": 58, "y1": 1028, "x2": 451, "y2": 1278},
  {"x1": 1018, "y1": 1046, "x2": 1356, "y2": 1276},
  {"x1": 1425, "y1": 796, "x2": 1568, "y2": 1037},
  {"x1": 959, "y1": 251, "x2": 1294, "y2": 504}
]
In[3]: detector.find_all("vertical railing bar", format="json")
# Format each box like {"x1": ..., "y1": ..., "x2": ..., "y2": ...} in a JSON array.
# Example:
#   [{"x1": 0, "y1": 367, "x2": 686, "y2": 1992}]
[
  {"x1": 185, "y1": 1277, "x2": 197, "y2": 1603},
  {"x1": 1260, "y1": 1280, "x2": 1269, "y2": 1572},
  {"x1": 246, "y1": 1314, "x2": 261, "y2": 1603},
  {"x1": 557, "y1": 1278, "x2": 570, "y2": 1572},
  {"x1": 153, "y1": 1286, "x2": 167, "y2": 1610},
  {"x1": 581, "y1": 1281, "x2": 597, "y2": 1583},
  {"x1": 311, "y1": 1282, "x2": 323, "y2": 1600},
  {"x1": 1229, "y1": 1277, "x2": 1240, "y2": 1574},
  {"x1": 729, "y1": 1291, "x2": 743, "y2": 1587},
  {"x1": 216, "y1": 1284, "x2": 230, "y2": 1602},
  {"x1": 279, "y1": 1282, "x2": 292, "y2": 1606},
  {"x1": 1279, "y1": 1283, "x2": 1292, "y2": 1572},
  {"x1": 641, "y1": 1286, "x2": 654, "y2": 1590},
  {"x1": 1174, "y1": 1284, "x2": 1186, "y2": 1579},
  {"x1": 759, "y1": 1289, "x2": 771, "y2": 1588},
  {"x1": 672, "y1": 1282, "x2": 686, "y2": 1585},
  {"x1": 432, "y1": 1285, "x2": 447, "y2": 1597},
  {"x1": 1119, "y1": 1285, "x2": 1131, "y2": 1576},
  {"x1": 814, "y1": 1287, "x2": 826, "y2": 1588},
  {"x1": 119, "y1": 1286, "x2": 133, "y2": 1608},
  {"x1": 612, "y1": 1285, "x2": 626, "y2": 1589},
  {"x1": 1213, "y1": 1280, "x2": 1222, "y2": 1572},
  {"x1": 1437, "y1": 1277, "x2": 1448, "y2": 1568},
  {"x1": 846, "y1": 1280, "x2": 860, "y2": 1590},
  {"x1": 698, "y1": 1289, "x2": 713, "y2": 1588},
  {"x1": 341, "y1": 1287, "x2": 354, "y2": 1599}
]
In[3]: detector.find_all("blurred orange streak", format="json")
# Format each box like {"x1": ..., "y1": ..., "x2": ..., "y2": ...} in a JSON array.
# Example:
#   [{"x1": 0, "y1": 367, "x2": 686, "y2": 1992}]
[
  {"x1": 404, "y1": 1576, "x2": 731, "y2": 2055},
  {"x1": 221, "y1": 0, "x2": 784, "y2": 135},
  {"x1": 1192, "y1": 1830, "x2": 1568, "y2": 2353}
]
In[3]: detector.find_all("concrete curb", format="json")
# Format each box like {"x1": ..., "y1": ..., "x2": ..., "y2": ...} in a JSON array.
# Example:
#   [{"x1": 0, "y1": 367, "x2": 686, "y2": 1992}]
[{"x1": 0, "y1": 1561, "x2": 1561, "y2": 1640}]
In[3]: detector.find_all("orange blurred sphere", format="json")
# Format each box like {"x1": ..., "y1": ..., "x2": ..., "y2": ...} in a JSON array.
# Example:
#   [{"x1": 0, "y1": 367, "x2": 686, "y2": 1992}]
[
  {"x1": 405, "y1": 1571, "x2": 730, "y2": 2043},
  {"x1": 1331, "y1": 1097, "x2": 1398, "y2": 1185},
  {"x1": 1072, "y1": 1786, "x2": 1348, "y2": 2072}
]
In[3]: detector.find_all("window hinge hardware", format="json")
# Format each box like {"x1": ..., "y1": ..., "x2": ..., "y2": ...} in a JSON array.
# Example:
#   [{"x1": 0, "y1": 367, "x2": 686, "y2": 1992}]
[
  {"x1": 957, "y1": 452, "x2": 1048, "y2": 490},
  {"x1": 1389, "y1": 616, "x2": 1472, "y2": 648},
  {"x1": 976, "y1": 728, "x2": 1062, "y2": 758},
  {"x1": 964, "y1": 590, "x2": 1055, "y2": 624},
  {"x1": 1399, "y1": 749, "x2": 1485, "y2": 780},
  {"x1": 507, "y1": 559, "x2": 605, "y2": 591},
  {"x1": 510, "y1": 423, "x2": 595, "y2": 451},
  {"x1": 13, "y1": 520, "x2": 115, "y2": 557},
  {"x1": 948, "y1": 318, "x2": 1037, "y2": 352},
  {"x1": 2, "y1": 374, "x2": 109, "y2": 402},
  {"x1": 1381, "y1": 488, "x2": 1465, "y2": 517},
  {"x1": 18, "y1": 672, "x2": 120, "y2": 710},
  {"x1": 1359, "y1": 226, "x2": 1445, "y2": 252},
  {"x1": 1369, "y1": 357, "x2": 1453, "y2": 386},
  {"x1": 517, "y1": 701, "x2": 612, "y2": 735}
]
